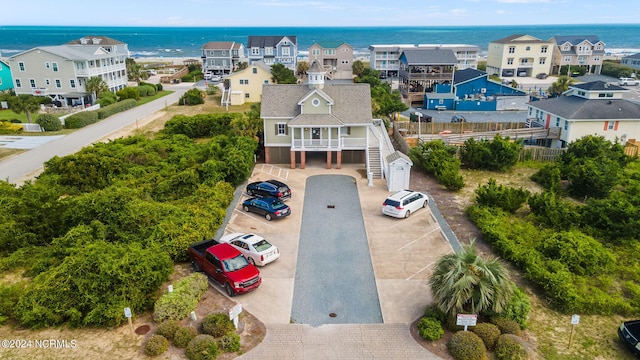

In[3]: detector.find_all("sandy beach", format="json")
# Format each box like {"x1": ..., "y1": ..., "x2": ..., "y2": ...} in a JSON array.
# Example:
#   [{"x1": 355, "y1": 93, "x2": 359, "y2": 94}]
[{"x1": 133, "y1": 56, "x2": 199, "y2": 66}]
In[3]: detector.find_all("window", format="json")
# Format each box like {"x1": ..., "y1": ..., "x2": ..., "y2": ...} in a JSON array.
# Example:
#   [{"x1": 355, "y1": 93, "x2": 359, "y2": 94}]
[
  {"x1": 324, "y1": 49, "x2": 335, "y2": 55},
  {"x1": 312, "y1": 49, "x2": 320, "y2": 56},
  {"x1": 508, "y1": 47, "x2": 515, "y2": 54},
  {"x1": 521, "y1": 59, "x2": 529, "y2": 64},
  {"x1": 252, "y1": 67, "x2": 257, "y2": 74},
  {"x1": 564, "y1": 121, "x2": 568, "y2": 130},
  {"x1": 608, "y1": 121, "x2": 614, "y2": 130},
  {"x1": 276, "y1": 123, "x2": 287, "y2": 136},
  {"x1": 539, "y1": 57, "x2": 546, "y2": 64},
  {"x1": 341, "y1": 60, "x2": 349, "y2": 64},
  {"x1": 240, "y1": 79, "x2": 249, "y2": 85},
  {"x1": 245, "y1": 93, "x2": 250, "y2": 98},
  {"x1": 594, "y1": 56, "x2": 600, "y2": 61},
  {"x1": 19, "y1": 62, "x2": 25, "y2": 71},
  {"x1": 507, "y1": 58, "x2": 514, "y2": 65},
  {"x1": 55, "y1": 79, "x2": 61, "y2": 88},
  {"x1": 15, "y1": 79, "x2": 21, "y2": 88},
  {"x1": 564, "y1": 56, "x2": 571, "y2": 62},
  {"x1": 52, "y1": 62, "x2": 58, "y2": 72},
  {"x1": 264, "y1": 80, "x2": 269, "y2": 84},
  {"x1": 265, "y1": 47, "x2": 273, "y2": 55},
  {"x1": 541, "y1": 46, "x2": 548, "y2": 53},
  {"x1": 526, "y1": 46, "x2": 531, "y2": 51},
  {"x1": 312, "y1": 98, "x2": 320, "y2": 107},
  {"x1": 251, "y1": 47, "x2": 260, "y2": 55},
  {"x1": 282, "y1": 47, "x2": 290, "y2": 56},
  {"x1": 70, "y1": 79, "x2": 76, "y2": 88},
  {"x1": 45, "y1": 62, "x2": 50, "y2": 69},
  {"x1": 29, "y1": 79, "x2": 36, "y2": 88},
  {"x1": 45, "y1": 78, "x2": 50, "y2": 85},
  {"x1": 556, "y1": 117, "x2": 560, "y2": 127},
  {"x1": 222, "y1": 50, "x2": 226, "y2": 55}
]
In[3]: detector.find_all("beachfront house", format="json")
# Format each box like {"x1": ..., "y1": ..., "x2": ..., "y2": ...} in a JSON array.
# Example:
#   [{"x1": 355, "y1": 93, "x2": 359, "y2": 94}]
[
  {"x1": 221, "y1": 61, "x2": 273, "y2": 106},
  {"x1": 527, "y1": 81, "x2": 640, "y2": 148},
  {"x1": 620, "y1": 52, "x2": 640, "y2": 72},
  {"x1": 201, "y1": 41, "x2": 246, "y2": 76},
  {"x1": 424, "y1": 68, "x2": 529, "y2": 111},
  {"x1": 247, "y1": 36, "x2": 297, "y2": 71},
  {"x1": 308, "y1": 41, "x2": 354, "y2": 80},
  {"x1": 398, "y1": 48, "x2": 458, "y2": 105},
  {"x1": 369, "y1": 44, "x2": 480, "y2": 78},
  {"x1": 0, "y1": 59, "x2": 13, "y2": 91},
  {"x1": 486, "y1": 34, "x2": 553, "y2": 78},
  {"x1": 550, "y1": 36, "x2": 605, "y2": 75},
  {"x1": 260, "y1": 59, "x2": 389, "y2": 178},
  {"x1": 8, "y1": 36, "x2": 128, "y2": 107}
]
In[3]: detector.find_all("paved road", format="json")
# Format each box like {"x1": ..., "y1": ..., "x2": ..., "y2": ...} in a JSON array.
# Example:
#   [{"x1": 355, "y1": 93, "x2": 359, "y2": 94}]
[{"x1": 0, "y1": 84, "x2": 190, "y2": 184}]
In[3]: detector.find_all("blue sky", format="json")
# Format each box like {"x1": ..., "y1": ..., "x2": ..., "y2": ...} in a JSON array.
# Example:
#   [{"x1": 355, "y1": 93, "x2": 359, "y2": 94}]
[{"x1": 2, "y1": 0, "x2": 639, "y2": 27}]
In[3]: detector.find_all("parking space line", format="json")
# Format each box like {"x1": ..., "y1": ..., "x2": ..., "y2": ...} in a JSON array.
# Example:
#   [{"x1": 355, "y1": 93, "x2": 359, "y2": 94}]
[
  {"x1": 397, "y1": 226, "x2": 441, "y2": 252},
  {"x1": 406, "y1": 260, "x2": 437, "y2": 280},
  {"x1": 388, "y1": 210, "x2": 432, "y2": 229},
  {"x1": 233, "y1": 208, "x2": 276, "y2": 228}
]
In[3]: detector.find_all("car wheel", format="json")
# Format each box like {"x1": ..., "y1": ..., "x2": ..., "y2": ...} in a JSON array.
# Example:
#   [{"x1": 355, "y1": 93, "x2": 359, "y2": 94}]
[
  {"x1": 247, "y1": 189, "x2": 254, "y2": 196},
  {"x1": 248, "y1": 257, "x2": 256, "y2": 266},
  {"x1": 243, "y1": 205, "x2": 250, "y2": 212},
  {"x1": 423, "y1": 200, "x2": 428, "y2": 208},
  {"x1": 225, "y1": 283, "x2": 235, "y2": 297},
  {"x1": 404, "y1": 210, "x2": 411, "y2": 218},
  {"x1": 192, "y1": 261, "x2": 201, "y2": 272},
  {"x1": 265, "y1": 213, "x2": 272, "y2": 221}
]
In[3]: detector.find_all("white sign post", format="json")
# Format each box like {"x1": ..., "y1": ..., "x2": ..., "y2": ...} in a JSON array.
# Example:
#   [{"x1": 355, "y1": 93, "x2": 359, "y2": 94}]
[
  {"x1": 124, "y1": 307, "x2": 134, "y2": 337},
  {"x1": 569, "y1": 314, "x2": 580, "y2": 349},
  {"x1": 229, "y1": 304, "x2": 243, "y2": 329},
  {"x1": 456, "y1": 314, "x2": 478, "y2": 331}
]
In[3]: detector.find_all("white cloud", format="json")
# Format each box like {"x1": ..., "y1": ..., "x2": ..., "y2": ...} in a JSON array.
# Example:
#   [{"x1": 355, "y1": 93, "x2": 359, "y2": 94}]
[{"x1": 495, "y1": 0, "x2": 550, "y2": 3}]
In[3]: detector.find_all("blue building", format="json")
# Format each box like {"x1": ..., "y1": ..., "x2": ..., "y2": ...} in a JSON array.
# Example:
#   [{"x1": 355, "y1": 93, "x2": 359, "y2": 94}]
[
  {"x1": 0, "y1": 59, "x2": 13, "y2": 91},
  {"x1": 424, "y1": 68, "x2": 529, "y2": 111}
]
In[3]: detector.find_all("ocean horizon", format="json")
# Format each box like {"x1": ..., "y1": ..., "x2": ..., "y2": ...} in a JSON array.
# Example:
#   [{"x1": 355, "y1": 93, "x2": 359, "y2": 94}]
[{"x1": 2, "y1": 24, "x2": 640, "y2": 59}]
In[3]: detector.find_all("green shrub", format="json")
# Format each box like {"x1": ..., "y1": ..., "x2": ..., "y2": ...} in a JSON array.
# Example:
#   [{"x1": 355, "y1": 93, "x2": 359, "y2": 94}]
[
  {"x1": 447, "y1": 330, "x2": 487, "y2": 360},
  {"x1": 0, "y1": 120, "x2": 23, "y2": 134},
  {"x1": 153, "y1": 272, "x2": 209, "y2": 322},
  {"x1": 201, "y1": 313, "x2": 235, "y2": 338},
  {"x1": 138, "y1": 85, "x2": 157, "y2": 97},
  {"x1": 64, "y1": 111, "x2": 99, "y2": 129},
  {"x1": 460, "y1": 134, "x2": 521, "y2": 172},
  {"x1": 490, "y1": 317, "x2": 522, "y2": 336},
  {"x1": 156, "y1": 319, "x2": 180, "y2": 340},
  {"x1": 36, "y1": 113, "x2": 62, "y2": 131},
  {"x1": 537, "y1": 230, "x2": 615, "y2": 276},
  {"x1": 423, "y1": 303, "x2": 447, "y2": 323},
  {"x1": 96, "y1": 98, "x2": 137, "y2": 119},
  {"x1": 530, "y1": 162, "x2": 562, "y2": 192},
  {"x1": 498, "y1": 286, "x2": 531, "y2": 329},
  {"x1": 0, "y1": 282, "x2": 27, "y2": 325},
  {"x1": 444, "y1": 313, "x2": 464, "y2": 332},
  {"x1": 116, "y1": 87, "x2": 140, "y2": 100},
  {"x1": 474, "y1": 178, "x2": 530, "y2": 213},
  {"x1": 417, "y1": 316, "x2": 444, "y2": 341},
  {"x1": 156, "y1": 83, "x2": 163, "y2": 91},
  {"x1": 179, "y1": 88, "x2": 205, "y2": 106},
  {"x1": 409, "y1": 140, "x2": 465, "y2": 191},
  {"x1": 217, "y1": 330, "x2": 241, "y2": 352},
  {"x1": 495, "y1": 334, "x2": 528, "y2": 360},
  {"x1": 162, "y1": 113, "x2": 236, "y2": 138},
  {"x1": 174, "y1": 326, "x2": 199, "y2": 348},
  {"x1": 144, "y1": 334, "x2": 169, "y2": 356},
  {"x1": 471, "y1": 322, "x2": 501, "y2": 351},
  {"x1": 97, "y1": 92, "x2": 117, "y2": 107},
  {"x1": 186, "y1": 334, "x2": 219, "y2": 360}
]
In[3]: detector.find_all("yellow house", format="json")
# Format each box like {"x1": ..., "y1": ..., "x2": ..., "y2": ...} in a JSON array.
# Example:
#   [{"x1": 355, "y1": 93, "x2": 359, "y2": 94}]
[
  {"x1": 486, "y1": 34, "x2": 554, "y2": 78},
  {"x1": 222, "y1": 61, "x2": 273, "y2": 105}
]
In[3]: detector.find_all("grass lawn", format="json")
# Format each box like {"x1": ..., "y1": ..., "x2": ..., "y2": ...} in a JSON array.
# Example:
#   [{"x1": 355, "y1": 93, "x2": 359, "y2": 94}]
[{"x1": 0, "y1": 109, "x2": 27, "y2": 123}]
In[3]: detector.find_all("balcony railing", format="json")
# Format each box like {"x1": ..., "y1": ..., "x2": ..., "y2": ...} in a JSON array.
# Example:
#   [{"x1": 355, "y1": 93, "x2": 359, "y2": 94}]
[{"x1": 291, "y1": 137, "x2": 366, "y2": 150}]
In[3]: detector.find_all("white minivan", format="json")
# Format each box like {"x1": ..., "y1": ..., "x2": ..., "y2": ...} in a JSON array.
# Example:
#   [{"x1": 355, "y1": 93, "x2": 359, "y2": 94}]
[{"x1": 382, "y1": 190, "x2": 429, "y2": 218}]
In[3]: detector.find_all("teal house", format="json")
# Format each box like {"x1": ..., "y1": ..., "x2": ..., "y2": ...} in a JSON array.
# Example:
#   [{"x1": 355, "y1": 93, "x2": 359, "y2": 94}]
[{"x1": 0, "y1": 59, "x2": 13, "y2": 91}]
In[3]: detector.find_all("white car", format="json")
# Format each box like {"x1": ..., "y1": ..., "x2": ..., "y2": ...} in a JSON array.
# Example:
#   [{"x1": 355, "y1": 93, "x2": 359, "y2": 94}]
[
  {"x1": 382, "y1": 190, "x2": 429, "y2": 218},
  {"x1": 619, "y1": 77, "x2": 640, "y2": 86},
  {"x1": 219, "y1": 233, "x2": 280, "y2": 266}
]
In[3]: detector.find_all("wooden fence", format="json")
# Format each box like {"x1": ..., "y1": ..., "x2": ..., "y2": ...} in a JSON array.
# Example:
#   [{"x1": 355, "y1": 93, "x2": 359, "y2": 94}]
[{"x1": 518, "y1": 147, "x2": 566, "y2": 162}]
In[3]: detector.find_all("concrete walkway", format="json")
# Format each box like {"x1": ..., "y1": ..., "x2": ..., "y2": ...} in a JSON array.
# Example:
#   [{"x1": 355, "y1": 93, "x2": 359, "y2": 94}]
[{"x1": 238, "y1": 324, "x2": 441, "y2": 360}]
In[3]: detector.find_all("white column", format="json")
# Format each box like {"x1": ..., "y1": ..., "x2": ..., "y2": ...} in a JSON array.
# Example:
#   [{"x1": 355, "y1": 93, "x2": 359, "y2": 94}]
[{"x1": 328, "y1": 127, "x2": 332, "y2": 149}]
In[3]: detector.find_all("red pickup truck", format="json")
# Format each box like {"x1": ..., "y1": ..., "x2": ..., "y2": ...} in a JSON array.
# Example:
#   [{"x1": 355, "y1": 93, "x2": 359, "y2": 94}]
[{"x1": 188, "y1": 239, "x2": 261, "y2": 297}]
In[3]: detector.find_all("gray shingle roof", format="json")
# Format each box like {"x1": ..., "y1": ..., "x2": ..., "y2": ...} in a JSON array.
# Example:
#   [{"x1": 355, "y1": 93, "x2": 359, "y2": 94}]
[
  {"x1": 623, "y1": 52, "x2": 640, "y2": 60},
  {"x1": 248, "y1": 36, "x2": 297, "y2": 48},
  {"x1": 65, "y1": 36, "x2": 124, "y2": 45},
  {"x1": 454, "y1": 68, "x2": 486, "y2": 84},
  {"x1": 18, "y1": 45, "x2": 112, "y2": 61},
  {"x1": 551, "y1": 35, "x2": 602, "y2": 46},
  {"x1": 386, "y1": 150, "x2": 412, "y2": 165},
  {"x1": 261, "y1": 83, "x2": 372, "y2": 125},
  {"x1": 571, "y1": 81, "x2": 625, "y2": 91},
  {"x1": 400, "y1": 49, "x2": 458, "y2": 65},
  {"x1": 530, "y1": 96, "x2": 640, "y2": 120},
  {"x1": 289, "y1": 114, "x2": 344, "y2": 126},
  {"x1": 201, "y1": 41, "x2": 238, "y2": 50}
]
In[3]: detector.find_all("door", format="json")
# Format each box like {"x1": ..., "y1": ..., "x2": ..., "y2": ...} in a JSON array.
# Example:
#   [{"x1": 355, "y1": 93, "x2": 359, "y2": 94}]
[
  {"x1": 311, "y1": 128, "x2": 321, "y2": 145},
  {"x1": 204, "y1": 252, "x2": 225, "y2": 284}
]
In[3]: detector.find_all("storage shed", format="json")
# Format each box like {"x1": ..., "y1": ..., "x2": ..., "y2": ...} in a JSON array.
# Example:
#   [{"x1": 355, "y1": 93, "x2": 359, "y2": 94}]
[{"x1": 386, "y1": 151, "x2": 413, "y2": 191}]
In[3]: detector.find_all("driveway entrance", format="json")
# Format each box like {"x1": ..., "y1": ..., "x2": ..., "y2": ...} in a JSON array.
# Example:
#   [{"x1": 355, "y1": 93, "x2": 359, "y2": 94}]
[{"x1": 291, "y1": 174, "x2": 382, "y2": 326}]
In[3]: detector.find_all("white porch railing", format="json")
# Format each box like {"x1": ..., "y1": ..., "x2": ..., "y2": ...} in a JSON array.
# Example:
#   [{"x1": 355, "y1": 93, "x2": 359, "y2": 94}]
[{"x1": 291, "y1": 137, "x2": 366, "y2": 150}]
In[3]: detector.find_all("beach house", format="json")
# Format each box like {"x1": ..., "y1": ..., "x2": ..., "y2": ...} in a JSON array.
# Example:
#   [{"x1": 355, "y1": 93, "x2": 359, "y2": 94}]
[
  {"x1": 221, "y1": 61, "x2": 273, "y2": 106},
  {"x1": 550, "y1": 35, "x2": 605, "y2": 75},
  {"x1": 260, "y1": 59, "x2": 388, "y2": 178},
  {"x1": 0, "y1": 59, "x2": 13, "y2": 91},
  {"x1": 398, "y1": 48, "x2": 458, "y2": 105},
  {"x1": 486, "y1": 34, "x2": 554, "y2": 78},
  {"x1": 620, "y1": 52, "x2": 640, "y2": 72},
  {"x1": 200, "y1": 41, "x2": 246, "y2": 76},
  {"x1": 8, "y1": 36, "x2": 128, "y2": 107},
  {"x1": 247, "y1": 36, "x2": 297, "y2": 71},
  {"x1": 308, "y1": 41, "x2": 354, "y2": 80},
  {"x1": 527, "y1": 81, "x2": 640, "y2": 148}
]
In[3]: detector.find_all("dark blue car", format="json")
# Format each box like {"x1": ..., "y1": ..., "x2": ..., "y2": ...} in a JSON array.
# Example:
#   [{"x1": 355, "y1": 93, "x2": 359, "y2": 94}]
[
  {"x1": 246, "y1": 180, "x2": 291, "y2": 201},
  {"x1": 242, "y1": 197, "x2": 291, "y2": 221}
]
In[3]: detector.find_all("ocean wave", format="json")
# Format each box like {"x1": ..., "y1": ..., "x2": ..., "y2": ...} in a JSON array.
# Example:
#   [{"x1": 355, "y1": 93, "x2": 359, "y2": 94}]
[
  {"x1": 130, "y1": 51, "x2": 160, "y2": 57},
  {"x1": 605, "y1": 48, "x2": 640, "y2": 56},
  {"x1": 0, "y1": 49, "x2": 23, "y2": 54}
]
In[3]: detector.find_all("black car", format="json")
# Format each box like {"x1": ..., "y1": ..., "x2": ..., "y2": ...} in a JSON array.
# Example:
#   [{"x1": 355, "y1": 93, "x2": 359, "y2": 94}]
[
  {"x1": 242, "y1": 197, "x2": 291, "y2": 221},
  {"x1": 451, "y1": 115, "x2": 466, "y2": 123},
  {"x1": 409, "y1": 113, "x2": 433, "y2": 122},
  {"x1": 536, "y1": 73, "x2": 548, "y2": 79},
  {"x1": 246, "y1": 180, "x2": 291, "y2": 201},
  {"x1": 619, "y1": 320, "x2": 640, "y2": 357}
]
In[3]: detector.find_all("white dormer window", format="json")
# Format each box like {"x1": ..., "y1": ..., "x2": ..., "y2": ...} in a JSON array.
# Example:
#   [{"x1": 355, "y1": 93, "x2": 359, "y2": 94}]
[
  {"x1": 92, "y1": 38, "x2": 101, "y2": 44},
  {"x1": 80, "y1": 38, "x2": 88, "y2": 44},
  {"x1": 265, "y1": 47, "x2": 273, "y2": 55},
  {"x1": 282, "y1": 47, "x2": 290, "y2": 56},
  {"x1": 251, "y1": 47, "x2": 260, "y2": 55}
]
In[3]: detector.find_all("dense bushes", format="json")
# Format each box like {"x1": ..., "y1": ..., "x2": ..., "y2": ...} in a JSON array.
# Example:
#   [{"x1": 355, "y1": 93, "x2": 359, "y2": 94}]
[
  {"x1": 471, "y1": 323, "x2": 501, "y2": 351},
  {"x1": 601, "y1": 60, "x2": 636, "y2": 78},
  {"x1": 156, "y1": 320, "x2": 181, "y2": 340},
  {"x1": 144, "y1": 334, "x2": 169, "y2": 356},
  {"x1": 36, "y1": 113, "x2": 62, "y2": 131},
  {"x1": 163, "y1": 113, "x2": 235, "y2": 138},
  {"x1": 490, "y1": 317, "x2": 522, "y2": 336},
  {"x1": 153, "y1": 273, "x2": 209, "y2": 323},
  {"x1": 0, "y1": 120, "x2": 23, "y2": 134},
  {"x1": 116, "y1": 87, "x2": 140, "y2": 100},
  {"x1": 0, "y1": 282, "x2": 27, "y2": 325},
  {"x1": 97, "y1": 91, "x2": 117, "y2": 107},
  {"x1": 180, "y1": 88, "x2": 205, "y2": 105},
  {"x1": 96, "y1": 98, "x2": 137, "y2": 119},
  {"x1": 417, "y1": 317, "x2": 444, "y2": 341},
  {"x1": 138, "y1": 84, "x2": 157, "y2": 97},
  {"x1": 460, "y1": 135, "x2": 521, "y2": 171},
  {"x1": 474, "y1": 178, "x2": 530, "y2": 213},
  {"x1": 409, "y1": 140, "x2": 465, "y2": 191},
  {"x1": 174, "y1": 326, "x2": 199, "y2": 348},
  {"x1": 186, "y1": 334, "x2": 219, "y2": 360},
  {"x1": 447, "y1": 330, "x2": 487, "y2": 360},
  {"x1": 201, "y1": 313, "x2": 235, "y2": 338},
  {"x1": 64, "y1": 110, "x2": 99, "y2": 129},
  {"x1": 494, "y1": 334, "x2": 528, "y2": 360},
  {"x1": 218, "y1": 331, "x2": 241, "y2": 352}
]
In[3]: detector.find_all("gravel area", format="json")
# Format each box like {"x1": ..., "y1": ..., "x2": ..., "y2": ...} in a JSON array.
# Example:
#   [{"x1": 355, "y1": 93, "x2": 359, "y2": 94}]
[{"x1": 291, "y1": 174, "x2": 383, "y2": 326}]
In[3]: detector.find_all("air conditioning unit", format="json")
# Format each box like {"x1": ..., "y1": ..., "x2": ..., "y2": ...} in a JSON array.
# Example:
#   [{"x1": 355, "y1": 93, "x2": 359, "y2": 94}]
[{"x1": 480, "y1": 88, "x2": 486, "y2": 94}]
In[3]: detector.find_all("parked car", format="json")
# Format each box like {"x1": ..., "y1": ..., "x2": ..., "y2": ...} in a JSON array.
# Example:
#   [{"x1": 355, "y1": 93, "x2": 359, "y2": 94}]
[
  {"x1": 209, "y1": 75, "x2": 221, "y2": 82},
  {"x1": 242, "y1": 197, "x2": 291, "y2": 221},
  {"x1": 246, "y1": 180, "x2": 291, "y2": 200},
  {"x1": 451, "y1": 115, "x2": 466, "y2": 123},
  {"x1": 502, "y1": 70, "x2": 514, "y2": 77},
  {"x1": 219, "y1": 233, "x2": 280, "y2": 266},
  {"x1": 618, "y1": 320, "x2": 640, "y2": 356},
  {"x1": 619, "y1": 77, "x2": 640, "y2": 86},
  {"x1": 536, "y1": 73, "x2": 548, "y2": 79},
  {"x1": 517, "y1": 71, "x2": 528, "y2": 77},
  {"x1": 382, "y1": 190, "x2": 429, "y2": 218},
  {"x1": 204, "y1": 72, "x2": 213, "y2": 80},
  {"x1": 188, "y1": 240, "x2": 261, "y2": 296},
  {"x1": 410, "y1": 112, "x2": 433, "y2": 122}
]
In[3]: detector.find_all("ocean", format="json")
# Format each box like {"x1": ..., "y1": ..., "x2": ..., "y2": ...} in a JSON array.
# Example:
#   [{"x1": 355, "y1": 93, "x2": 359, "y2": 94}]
[{"x1": 1, "y1": 24, "x2": 640, "y2": 59}]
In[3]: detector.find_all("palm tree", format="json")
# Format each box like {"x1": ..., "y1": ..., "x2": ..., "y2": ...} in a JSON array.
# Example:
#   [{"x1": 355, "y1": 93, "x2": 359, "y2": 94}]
[
  {"x1": 429, "y1": 240, "x2": 513, "y2": 316},
  {"x1": 85, "y1": 76, "x2": 108, "y2": 104},
  {"x1": 9, "y1": 94, "x2": 44, "y2": 123},
  {"x1": 547, "y1": 75, "x2": 575, "y2": 97}
]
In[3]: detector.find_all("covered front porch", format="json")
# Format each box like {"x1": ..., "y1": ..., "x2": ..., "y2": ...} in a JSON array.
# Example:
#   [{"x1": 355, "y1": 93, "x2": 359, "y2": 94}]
[{"x1": 287, "y1": 125, "x2": 368, "y2": 169}]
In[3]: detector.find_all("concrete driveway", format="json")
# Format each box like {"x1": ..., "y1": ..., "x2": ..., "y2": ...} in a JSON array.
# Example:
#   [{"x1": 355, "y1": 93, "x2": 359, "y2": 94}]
[{"x1": 218, "y1": 163, "x2": 455, "y2": 325}]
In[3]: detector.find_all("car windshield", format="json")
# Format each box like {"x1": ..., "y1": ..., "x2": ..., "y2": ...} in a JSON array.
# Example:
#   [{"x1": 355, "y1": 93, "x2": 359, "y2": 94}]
[
  {"x1": 253, "y1": 239, "x2": 272, "y2": 252},
  {"x1": 223, "y1": 254, "x2": 249, "y2": 272},
  {"x1": 271, "y1": 200, "x2": 287, "y2": 209}
]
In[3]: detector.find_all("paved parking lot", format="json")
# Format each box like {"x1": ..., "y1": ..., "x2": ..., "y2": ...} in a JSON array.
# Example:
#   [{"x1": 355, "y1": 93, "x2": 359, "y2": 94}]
[{"x1": 218, "y1": 163, "x2": 455, "y2": 325}]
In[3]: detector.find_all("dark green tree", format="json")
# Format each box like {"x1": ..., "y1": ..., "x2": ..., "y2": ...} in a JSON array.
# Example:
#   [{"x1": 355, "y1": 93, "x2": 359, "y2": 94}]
[
  {"x1": 85, "y1": 76, "x2": 109, "y2": 104},
  {"x1": 9, "y1": 94, "x2": 47, "y2": 123},
  {"x1": 547, "y1": 75, "x2": 575, "y2": 97},
  {"x1": 270, "y1": 63, "x2": 297, "y2": 84},
  {"x1": 352, "y1": 59, "x2": 366, "y2": 77},
  {"x1": 179, "y1": 88, "x2": 205, "y2": 106}
]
